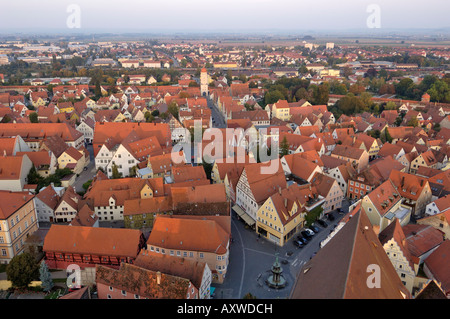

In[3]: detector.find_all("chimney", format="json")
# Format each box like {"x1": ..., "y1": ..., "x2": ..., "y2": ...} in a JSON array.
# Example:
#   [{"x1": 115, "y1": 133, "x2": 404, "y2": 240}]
[{"x1": 156, "y1": 271, "x2": 161, "y2": 285}]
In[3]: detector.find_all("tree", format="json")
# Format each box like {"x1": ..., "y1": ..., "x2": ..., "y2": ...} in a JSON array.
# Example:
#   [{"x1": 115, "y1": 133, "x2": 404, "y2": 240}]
[
  {"x1": 279, "y1": 136, "x2": 290, "y2": 157},
  {"x1": 384, "y1": 128, "x2": 393, "y2": 143},
  {"x1": 39, "y1": 261, "x2": 54, "y2": 293},
  {"x1": 6, "y1": 252, "x2": 39, "y2": 289},
  {"x1": 29, "y1": 112, "x2": 39, "y2": 123},
  {"x1": 167, "y1": 101, "x2": 179, "y2": 119},
  {"x1": 384, "y1": 101, "x2": 397, "y2": 110},
  {"x1": 312, "y1": 83, "x2": 329, "y2": 105},
  {"x1": 111, "y1": 163, "x2": 122, "y2": 179},
  {"x1": 406, "y1": 116, "x2": 419, "y2": 127},
  {"x1": 264, "y1": 90, "x2": 285, "y2": 105}
]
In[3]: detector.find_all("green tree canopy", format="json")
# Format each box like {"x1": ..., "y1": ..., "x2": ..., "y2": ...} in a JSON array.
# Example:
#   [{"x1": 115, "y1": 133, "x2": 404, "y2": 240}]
[{"x1": 6, "y1": 252, "x2": 39, "y2": 289}]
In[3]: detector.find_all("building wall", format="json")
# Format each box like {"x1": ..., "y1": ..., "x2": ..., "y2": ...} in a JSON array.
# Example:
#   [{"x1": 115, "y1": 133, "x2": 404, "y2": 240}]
[
  {"x1": 0, "y1": 198, "x2": 38, "y2": 264},
  {"x1": 35, "y1": 198, "x2": 55, "y2": 222},
  {"x1": 54, "y1": 200, "x2": 78, "y2": 223},
  {"x1": 0, "y1": 155, "x2": 33, "y2": 192},
  {"x1": 146, "y1": 244, "x2": 229, "y2": 284},
  {"x1": 383, "y1": 239, "x2": 416, "y2": 294},
  {"x1": 256, "y1": 197, "x2": 304, "y2": 246},
  {"x1": 97, "y1": 280, "x2": 197, "y2": 299},
  {"x1": 236, "y1": 169, "x2": 259, "y2": 222},
  {"x1": 322, "y1": 181, "x2": 344, "y2": 214},
  {"x1": 417, "y1": 213, "x2": 450, "y2": 240}
]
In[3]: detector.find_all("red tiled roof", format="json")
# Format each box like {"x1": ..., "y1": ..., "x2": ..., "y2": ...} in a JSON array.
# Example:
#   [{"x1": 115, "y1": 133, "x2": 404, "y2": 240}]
[{"x1": 43, "y1": 224, "x2": 143, "y2": 257}]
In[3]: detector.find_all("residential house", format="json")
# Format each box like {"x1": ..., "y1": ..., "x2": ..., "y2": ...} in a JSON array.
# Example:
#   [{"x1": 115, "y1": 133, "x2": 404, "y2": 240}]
[
  {"x1": 389, "y1": 170, "x2": 432, "y2": 218},
  {"x1": 0, "y1": 154, "x2": 33, "y2": 192},
  {"x1": 96, "y1": 262, "x2": 198, "y2": 299},
  {"x1": 76, "y1": 117, "x2": 95, "y2": 144},
  {"x1": 0, "y1": 123, "x2": 84, "y2": 150},
  {"x1": 256, "y1": 183, "x2": 323, "y2": 246},
  {"x1": 34, "y1": 184, "x2": 63, "y2": 222},
  {"x1": 146, "y1": 215, "x2": 230, "y2": 284},
  {"x1": 378, "y1": 219, "x2": 420, "y2": 294},
  {"x1": 310, "y1": 172, "x2": 344, "y2": 215},
  {"x1": 235, "y1": 160, "x2": 287, "y2": 228},
  {"x1": 281, "y1": 153, "x2": 323, "y2": 183},
  {"x1": 84, "y1": 177, "x2": 165, "y2": 221},
  {"x1": 423, "y1": 240, "x2": 450, "y2": 298},
  {"x1": 69, "y1": 204, "x2": 99, "y2": 227},
  {"x1": 417, "y1": 196, "x2": 450, "y2": 240},
  {"x1": 0, "y1": 191, "x2": 38, "y2": 264},
  {"x1": 361, "y1": 180, "x2": 412, "y2": 233},
  {"x1": 58, "y1": 147, "x2": 86, "y2": 175},
  {"x1": 16, "y1": 151, "x2": 57, "y2": 177},
  {"x1": 54, "y1": 186, "x2": 82, "y2": 223},
  {"x1": 402, "y1": 224, "x2": 445, "y2": 264},
  {"x1": 330, "y1": 144, "x2": 369, "y2": 173},
  {"x1": 134, "y1": 249, "x2": 212, "y2": 299}
]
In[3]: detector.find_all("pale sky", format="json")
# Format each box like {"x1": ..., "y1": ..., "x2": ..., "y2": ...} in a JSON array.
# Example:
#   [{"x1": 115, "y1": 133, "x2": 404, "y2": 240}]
[{"x1": 0, "y1": 0, "x2": 449, "y2": 34}]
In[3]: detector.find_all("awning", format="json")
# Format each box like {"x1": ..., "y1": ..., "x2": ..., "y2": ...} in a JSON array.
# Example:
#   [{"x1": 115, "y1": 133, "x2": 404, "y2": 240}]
[{"x1": 232, "y1": 205, "x2": 255, "y2": 227}]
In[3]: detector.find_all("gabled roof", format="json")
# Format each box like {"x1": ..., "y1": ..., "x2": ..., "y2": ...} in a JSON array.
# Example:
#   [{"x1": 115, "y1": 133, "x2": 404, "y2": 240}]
[
  {"x1": 135, "y1": 250, "x2": 207, "y2": 290},
  {"x1": 378, "y1": 219, "x2": 420, "y2": 271},
  {"x1": 146, "y1": 215, "x2": 230, "y2": 255},
  {"x1": 282, "y1": 153, "x2": 321, "y2": 182},
  {"x1": 423, "y1": 240, "x2": 450, "y2": 295},
  {"x1": 366, "y1": 180, "x2": 402, "y2": 216},
  {"x1": 0, "y1": 191, "x2": 34, "y2": 219},
  {"x1": 402, "y1": 224, "x2": 445, "y2": 259},
  {"x1": 290, "y1": 209, "x2": 411, "y2": 299},
  {"x1": 0, "y1": 155, "x2": 28, "y2": 180},
  {"x1": 35, "y1": 185, "x2": 60, "y2": 210},
  {"x1": 43, "y1": 224, "x2": 143, "y2": 257},
  {"x1": 95, "y1": 262, "x2": 190, "y2": 299}
]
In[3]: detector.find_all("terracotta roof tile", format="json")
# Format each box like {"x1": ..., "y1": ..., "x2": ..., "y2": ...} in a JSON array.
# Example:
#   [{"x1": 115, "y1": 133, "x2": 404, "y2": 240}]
[{"x1": 43, "y1": 224, "x2": 143, "y2": 257}]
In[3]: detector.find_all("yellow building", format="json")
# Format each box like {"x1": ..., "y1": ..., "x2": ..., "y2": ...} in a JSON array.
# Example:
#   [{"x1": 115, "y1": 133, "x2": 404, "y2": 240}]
[
  {"x1": 0, "y1": 191, "x2": 38, "y2": 264},
  {"x1": 57, "y1": 102, "x2": 75, "y2": 113},
  {"x1": 256, "y1": 184, "x2": 319, "y2": 246},
  {"x1": 58, "y1": 147, "x2": 86, "y2": 174},
  {"x1": 269, "y1": 100, "x2": 290, "y2": 121},
  {"x1": 31, "y1": 97, "x2": 46, "y2": 108}
]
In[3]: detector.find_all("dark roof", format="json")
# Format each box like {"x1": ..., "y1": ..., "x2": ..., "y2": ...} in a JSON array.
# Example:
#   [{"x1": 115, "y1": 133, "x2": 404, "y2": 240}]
[{"x1": 290, "y1": 209, "x2": 411, "y2": 299}]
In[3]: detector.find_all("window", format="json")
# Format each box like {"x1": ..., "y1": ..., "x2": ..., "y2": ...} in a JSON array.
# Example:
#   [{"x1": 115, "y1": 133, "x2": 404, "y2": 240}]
[
  {"x1": 121, "y1": 290, "x2": 126, "y2": 296},
  {"x1": 199, "y1": 253, "x2": 204, "y2": 259},
  {"x1": 107, "y1": 294, "x2": 112, "y2": 299},
  {"x1": 1, "y1": 249, "x2": 6, "y2": 256},
  {"x1": 109, "y1": 286, "x2": 113, "y2": 291}
]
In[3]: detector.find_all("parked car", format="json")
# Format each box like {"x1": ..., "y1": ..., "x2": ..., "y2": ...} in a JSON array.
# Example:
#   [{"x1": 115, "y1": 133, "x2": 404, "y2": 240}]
[
  {"x1": 317, "y1": 219, "x2": 328, "y2": 228},
  {"x1": 326, "y1": 213, "x2": 335, "y2": 221},
  {"x1": 293, "y1": 239, "x2": 304, "y2": 248},
  {"x1": 337, "y1": 208, "x2": 344, "y2": 214},
  {"x1": 297, "y1": 236, "x2": 308, "y2": 245},
  {"x1": 301, "y1": 230, "x2": 313, "y2": 239},
  {"x1": 304, "y1": 228, "x2": 315, "y2": 237},
  {"x1": 309, "y1": 225, "x2": 320, "y2": 233}
]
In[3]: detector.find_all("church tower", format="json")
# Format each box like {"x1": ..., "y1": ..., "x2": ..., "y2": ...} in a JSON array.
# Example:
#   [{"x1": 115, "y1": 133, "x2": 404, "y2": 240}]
[{"x1": 200, "y1": 68, "x2": 208, "y2": 97}]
